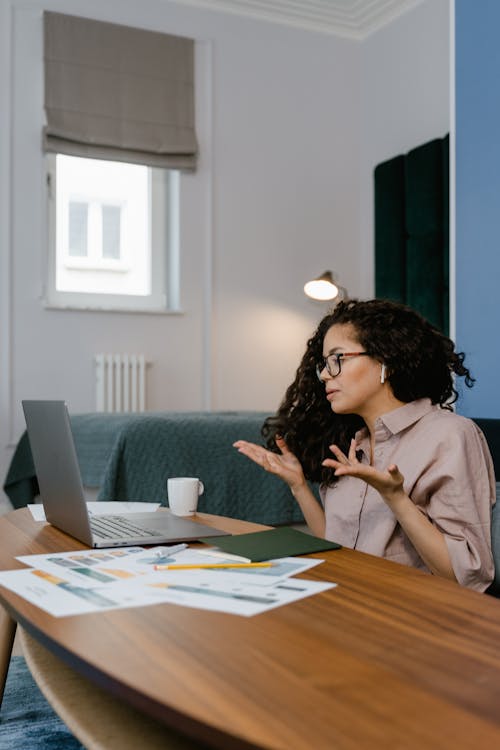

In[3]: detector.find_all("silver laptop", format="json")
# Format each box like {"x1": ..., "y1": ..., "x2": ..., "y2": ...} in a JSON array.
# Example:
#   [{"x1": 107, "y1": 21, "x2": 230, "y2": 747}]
[{"x1": 22, "y1": 400, "x2": 230, "y2": 548}]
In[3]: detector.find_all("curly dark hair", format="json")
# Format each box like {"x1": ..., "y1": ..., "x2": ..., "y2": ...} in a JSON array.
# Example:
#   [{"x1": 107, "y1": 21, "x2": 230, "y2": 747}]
[{"x1": 262, "y1": 298, "x2": 474, "y2": 485}]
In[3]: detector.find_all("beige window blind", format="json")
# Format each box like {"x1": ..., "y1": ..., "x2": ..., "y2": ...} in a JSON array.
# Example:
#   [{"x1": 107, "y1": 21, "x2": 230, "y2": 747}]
[{"x1": 43, "y1": 11, "x2": 198, "y2": 170}]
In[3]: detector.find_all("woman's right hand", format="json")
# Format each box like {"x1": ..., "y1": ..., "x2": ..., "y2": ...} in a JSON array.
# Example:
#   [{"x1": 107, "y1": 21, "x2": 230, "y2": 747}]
[
  {"x1": 235, "y1": 436, "x2": 326, "y2": 538},
  {"x1": 233, "y1": 436, "x2": 306, "y2": 491}
]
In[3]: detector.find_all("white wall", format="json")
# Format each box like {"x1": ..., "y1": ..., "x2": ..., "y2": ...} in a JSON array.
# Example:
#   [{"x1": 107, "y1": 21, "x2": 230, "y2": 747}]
[
  {"x1": 210, "y1": 19, "x2": 362, "y2": 409},
  {"x1": 359, "y1": 0, "x2": 450, "y2": 295},
  {"x1": 0, "y1": 0, "x2": 449, "y2": 507}
]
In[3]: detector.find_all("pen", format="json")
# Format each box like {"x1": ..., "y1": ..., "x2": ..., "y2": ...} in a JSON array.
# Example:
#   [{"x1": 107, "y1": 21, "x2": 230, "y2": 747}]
[
  {"x1": 157, "y1": 543, "x2": 188, "y2": 556},
  {"x1": 153, "y1": 562, "x2": 272, "y2": 571}
]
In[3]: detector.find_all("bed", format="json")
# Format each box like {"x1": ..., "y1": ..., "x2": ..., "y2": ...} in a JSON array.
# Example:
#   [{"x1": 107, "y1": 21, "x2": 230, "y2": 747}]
[{"x1": 3, "y1": 411, "x2": 307, "y2": 526}]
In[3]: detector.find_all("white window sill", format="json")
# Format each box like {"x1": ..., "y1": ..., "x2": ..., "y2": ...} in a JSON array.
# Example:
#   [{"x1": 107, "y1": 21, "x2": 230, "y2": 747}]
[{"x1": 42, "y1": 302, "x2": 184, "y2": 315}]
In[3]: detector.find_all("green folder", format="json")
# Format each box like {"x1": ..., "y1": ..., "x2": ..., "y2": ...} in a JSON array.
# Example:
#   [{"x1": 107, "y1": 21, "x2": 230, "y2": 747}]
[{"x1": 202, "y1": 526, "x2": 341, "y2": 562}]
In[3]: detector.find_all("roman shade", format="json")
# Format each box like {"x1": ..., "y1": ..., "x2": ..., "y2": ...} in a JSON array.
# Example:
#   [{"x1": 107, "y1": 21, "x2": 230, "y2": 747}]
[{"x1": 43, "y1": 12, "x2": 198, "y2": 170}]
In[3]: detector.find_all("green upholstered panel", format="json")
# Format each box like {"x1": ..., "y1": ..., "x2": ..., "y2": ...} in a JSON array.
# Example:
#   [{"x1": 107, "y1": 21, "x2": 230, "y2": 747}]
[
  {"x1": 406, "y1": 235, "x2": 446, "y2": 331},
  {"x1": 405, "y1": 139, "x2": 444, "y2": 235},
  {"x1": 374, "y1": 155, "x2": 406, "y2": 303},
  {"x1": 441, "y1": 135, "x2": 450, "y2": 335},
  {"x1": 375, "y1": 136, "x2": 449, "y2": 334}
]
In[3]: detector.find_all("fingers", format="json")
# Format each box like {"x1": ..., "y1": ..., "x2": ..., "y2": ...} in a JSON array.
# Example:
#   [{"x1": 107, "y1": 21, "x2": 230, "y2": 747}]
[
  {"x1": 328, "y1": 444, "x2": 345, "y2": 462},
  {"x1": 233, "y1": 440, "x2": 267, "y2": 465},
  {"x1": 321, "y1": 458, "x2": 343, "y2": 473},
  {"x1": 348, "y1": 438, "x2": 358, "y2": 462},
  {"x1": 320, "y1": 443, "x2": 349, "y2": 475},
  {"x1": 233, "y1": 440, "x2": 250, "y2": 449},
  {"x1": 263, "y1": 453, "x2": 278, "y2": 471},
  {"x1": 233, "y1": 441, "x2": 262, "y2": 461},
  {"x1": 233, "y1": 440, "x2": 255, "y2": 454},
  {"x1": 387, "y1": 464, "x2": 404, "y2": 481},
  {"x1": 327, "y1": 443, "x2": 352, "y2": 465},
  {"x1": 233, "y1": 436, "x2": 291, "y2": 465},
  {"x1": 275, "y1": 435, "x2": 291, "y2": 455}
]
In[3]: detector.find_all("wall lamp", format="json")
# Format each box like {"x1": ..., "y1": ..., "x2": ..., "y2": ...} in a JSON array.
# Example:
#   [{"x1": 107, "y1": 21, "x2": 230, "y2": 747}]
[{"x1": 304, "y1": 270, "x2": 344, "y2": 301}]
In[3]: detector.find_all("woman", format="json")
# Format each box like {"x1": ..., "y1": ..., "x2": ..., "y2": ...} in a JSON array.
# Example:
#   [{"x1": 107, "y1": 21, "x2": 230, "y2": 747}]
[{"x1": 234, "y1": 299, "x2": 495, "y2": 591}]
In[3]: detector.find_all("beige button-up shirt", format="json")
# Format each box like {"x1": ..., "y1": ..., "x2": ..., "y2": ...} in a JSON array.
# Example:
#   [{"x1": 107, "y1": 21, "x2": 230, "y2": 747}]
[{"x1": 320, "y1": 399, "x2": 496, "y2": 591}]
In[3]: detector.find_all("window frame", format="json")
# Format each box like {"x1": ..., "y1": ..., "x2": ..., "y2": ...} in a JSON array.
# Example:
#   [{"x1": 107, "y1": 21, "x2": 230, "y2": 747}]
[{"x1": 44, "y1": 154, "x2": 180, "y2": 313}]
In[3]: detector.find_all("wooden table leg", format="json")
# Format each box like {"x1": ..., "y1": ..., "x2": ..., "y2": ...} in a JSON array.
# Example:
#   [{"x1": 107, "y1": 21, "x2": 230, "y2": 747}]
[{"x1": 0, "y1": 606, "x2": 17, "y2": 709}]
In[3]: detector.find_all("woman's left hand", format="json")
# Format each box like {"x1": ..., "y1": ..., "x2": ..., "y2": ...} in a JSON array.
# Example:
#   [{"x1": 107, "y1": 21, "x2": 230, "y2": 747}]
[{"x1": 322, "y1": 439, "x2": 405, "y2": 505}]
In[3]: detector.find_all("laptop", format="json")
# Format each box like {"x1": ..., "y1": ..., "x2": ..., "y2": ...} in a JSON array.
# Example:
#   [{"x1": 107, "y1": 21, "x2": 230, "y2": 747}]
[{"x1": 22, "y1": 400, "x2": 231, "y2": 548}]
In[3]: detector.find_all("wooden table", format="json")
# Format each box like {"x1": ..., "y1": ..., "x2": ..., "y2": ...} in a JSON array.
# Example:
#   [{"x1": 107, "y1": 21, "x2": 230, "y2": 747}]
[{"x1": 2, "y1": 508, "x2": 500, "y2": 749}]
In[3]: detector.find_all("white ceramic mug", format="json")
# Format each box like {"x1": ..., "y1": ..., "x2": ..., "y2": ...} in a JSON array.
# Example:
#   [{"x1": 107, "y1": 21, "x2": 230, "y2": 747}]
[{"x1": 167, "y1": 477, "x2": 204, "y2": 516}]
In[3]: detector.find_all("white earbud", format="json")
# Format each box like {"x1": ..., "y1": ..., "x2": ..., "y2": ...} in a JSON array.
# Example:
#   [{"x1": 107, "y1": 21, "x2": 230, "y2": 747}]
[{"x1": 380, "y1": 364, "x2": 386, "y2": 384}]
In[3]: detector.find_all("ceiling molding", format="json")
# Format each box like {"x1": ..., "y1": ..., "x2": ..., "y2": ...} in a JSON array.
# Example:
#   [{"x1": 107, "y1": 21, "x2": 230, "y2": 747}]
[{"x1": 171, "y1": 0, "x2": 426, "y2": 39}]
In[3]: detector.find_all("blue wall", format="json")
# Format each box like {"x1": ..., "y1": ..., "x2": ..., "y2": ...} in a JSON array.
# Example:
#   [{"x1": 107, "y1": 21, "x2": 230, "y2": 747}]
[{"x1": 455, "y1": 0, "x2": 500, "y2": 417}]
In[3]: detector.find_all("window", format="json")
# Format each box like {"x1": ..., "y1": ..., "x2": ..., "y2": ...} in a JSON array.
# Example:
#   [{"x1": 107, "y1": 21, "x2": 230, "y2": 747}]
[{"x1": 45, "y1": 155, "x2": 180, "y2": 312}]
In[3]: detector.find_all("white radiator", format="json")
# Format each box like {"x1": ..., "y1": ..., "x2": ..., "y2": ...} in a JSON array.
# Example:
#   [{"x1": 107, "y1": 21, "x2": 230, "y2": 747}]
[{"x1": 94, "y1": 354, "x2": 149, "y2": 413}]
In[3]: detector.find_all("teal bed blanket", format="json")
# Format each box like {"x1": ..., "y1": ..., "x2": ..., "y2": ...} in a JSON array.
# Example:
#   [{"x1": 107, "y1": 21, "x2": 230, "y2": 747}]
[
  {"x1": 3, "y1": 413, "x2": 138, "y2": 509},
  {"x1": 3, "y1": 411, "x2": 306, "y2": 526},
  {"x1": 99, "y1": 412, "x2": 305, "y2": 524}
]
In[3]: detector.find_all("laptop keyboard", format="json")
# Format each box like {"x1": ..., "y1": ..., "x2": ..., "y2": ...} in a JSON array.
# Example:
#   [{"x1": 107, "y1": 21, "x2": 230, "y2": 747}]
[{"x1": 90, "y1": 515, "x2": 158, "y2": 539}]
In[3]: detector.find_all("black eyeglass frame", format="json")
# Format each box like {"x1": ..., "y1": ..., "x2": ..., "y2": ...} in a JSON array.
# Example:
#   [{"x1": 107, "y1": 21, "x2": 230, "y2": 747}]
[{"x1": 316, "y1": 351, "x2": 369, "y2": 380}]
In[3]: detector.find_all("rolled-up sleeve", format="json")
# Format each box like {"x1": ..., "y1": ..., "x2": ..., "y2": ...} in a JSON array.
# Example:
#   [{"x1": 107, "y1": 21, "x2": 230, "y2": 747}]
[{"x1": 417, "y1": 422, "x2": 495, "y2": 591}]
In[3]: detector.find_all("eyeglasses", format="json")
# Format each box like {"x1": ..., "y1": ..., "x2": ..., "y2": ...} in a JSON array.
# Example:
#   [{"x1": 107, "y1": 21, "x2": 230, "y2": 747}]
[{"x1": 316, "y1": 352, "x2": 369, "y2": 380}]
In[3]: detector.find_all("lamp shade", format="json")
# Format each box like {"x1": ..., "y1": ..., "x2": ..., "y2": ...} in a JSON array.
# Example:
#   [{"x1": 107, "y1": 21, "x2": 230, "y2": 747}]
[{"x1": 304, "y1": 271, "x2": 339, "y2": 301}]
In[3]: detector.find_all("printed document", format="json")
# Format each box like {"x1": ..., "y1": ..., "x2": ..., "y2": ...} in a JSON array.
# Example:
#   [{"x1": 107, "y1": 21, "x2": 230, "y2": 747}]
[{"x1": 0, "y1": 546, "x2": 335, "y2": 617}]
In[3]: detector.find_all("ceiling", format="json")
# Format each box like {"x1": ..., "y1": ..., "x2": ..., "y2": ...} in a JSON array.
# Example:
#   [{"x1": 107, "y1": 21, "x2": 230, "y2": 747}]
[{"x1": 172, "y1": 0, "x2": 425, "y2": 39}]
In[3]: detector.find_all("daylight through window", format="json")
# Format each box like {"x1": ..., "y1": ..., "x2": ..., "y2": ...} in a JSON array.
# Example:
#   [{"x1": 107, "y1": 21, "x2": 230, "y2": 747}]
[{"x1": 46, "y1": 154, "x2": 179, "y2": 312}]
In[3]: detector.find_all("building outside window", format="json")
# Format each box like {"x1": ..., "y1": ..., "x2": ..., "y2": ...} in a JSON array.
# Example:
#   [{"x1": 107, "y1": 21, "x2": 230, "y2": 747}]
[{"x1": 46, "y1": 155, "x2": 179, "y2": 312}]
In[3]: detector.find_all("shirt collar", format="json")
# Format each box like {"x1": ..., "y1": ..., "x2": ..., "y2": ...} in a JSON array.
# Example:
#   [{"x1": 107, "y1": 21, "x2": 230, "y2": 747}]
[
  {"x1": 378, "y1": 397, "x2": 435, "y2": 435},
  {"x1": 355, "y1": 398, "x2": 436, "y2": 446}
]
